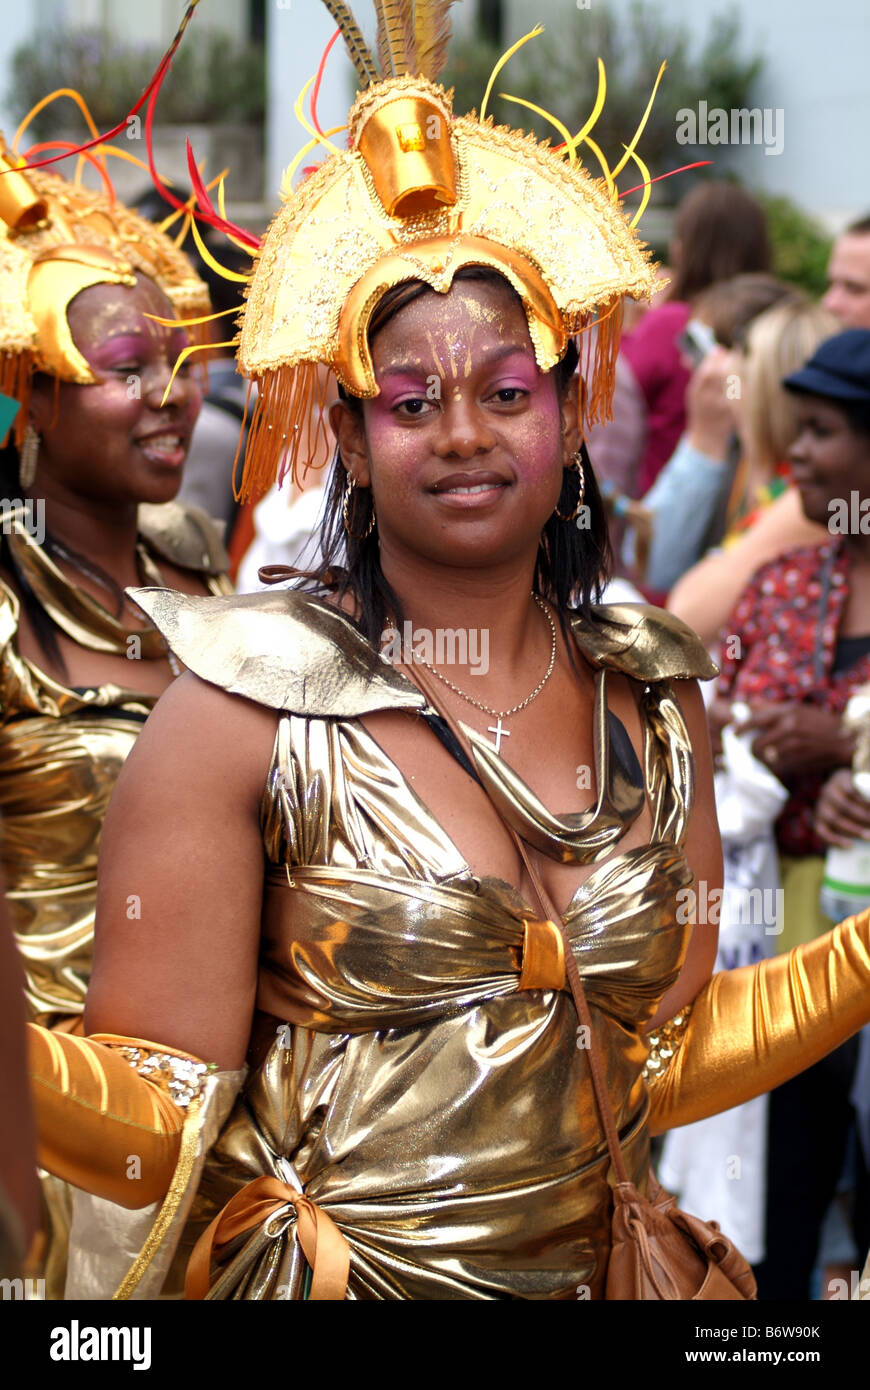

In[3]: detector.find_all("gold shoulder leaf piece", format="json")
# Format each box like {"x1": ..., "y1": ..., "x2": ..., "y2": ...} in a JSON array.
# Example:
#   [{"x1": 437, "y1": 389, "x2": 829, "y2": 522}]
[
  {"x1": 138, "y1": 501, "x2": 230, "y2": 575},
  {"x1": 570, "y1": 604, "x2": 719, "y2": 682},
  {"x1": 127, "y1": 587, "x2": 427, "y2": 718}
]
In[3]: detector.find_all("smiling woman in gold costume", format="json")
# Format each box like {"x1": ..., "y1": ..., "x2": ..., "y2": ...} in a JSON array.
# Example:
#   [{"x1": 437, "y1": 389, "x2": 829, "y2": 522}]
[
  {"x1": 0, "y1": 106, "x2": 231, "y2": 1290},
  {"x1": 24, "y1": 3, "x2": 870, "y2": 1300}
]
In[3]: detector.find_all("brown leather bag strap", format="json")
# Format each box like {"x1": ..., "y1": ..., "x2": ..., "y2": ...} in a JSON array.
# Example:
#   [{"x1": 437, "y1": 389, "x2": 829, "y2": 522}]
[
  {"x1": 401, "y1": 659, "x2": 630, "y2": 1186},
  {"x1": 511, "y1": 841, "x2": 630, "y2": 1185}
]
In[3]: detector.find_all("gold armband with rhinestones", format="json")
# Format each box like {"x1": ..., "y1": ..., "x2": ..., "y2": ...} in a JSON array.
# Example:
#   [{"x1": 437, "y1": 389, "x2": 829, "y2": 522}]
[
  {"x1": 641, "y1": 1007, "x2": 692, "y2": 1084},
  {"x1": 105, "y1": 1041, "x2": 214, "y2": 1110}
]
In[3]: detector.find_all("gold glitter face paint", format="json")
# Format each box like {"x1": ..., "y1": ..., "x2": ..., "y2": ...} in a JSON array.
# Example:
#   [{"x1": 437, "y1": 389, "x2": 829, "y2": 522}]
[
  {"x1": 461, "y1": 296, "x2": 507, "y2": 327},
  {"x1": 356, "y1": 277, "x2": 569, "y2": 572},
  {"x1": 423, "y1": 327, "x2": 446, "y2": 387},
  {"x1": 31, "y1": 274, "x2": 202, "y2": 509},
  {"x1": 404, "y1": 297, "x2": 518, "y2": 396},
  {"x1": 377, "y1": 285, "x2": 520, "y2": 385},
  {"x1": 67, "y1": 277, "x2": 186, "y2": 379}
]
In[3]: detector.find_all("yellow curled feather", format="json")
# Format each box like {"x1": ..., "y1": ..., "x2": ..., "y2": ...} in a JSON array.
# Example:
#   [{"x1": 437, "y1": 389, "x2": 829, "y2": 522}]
[
  {"x1": 573, "y1": 58, "x2": 607, "y2": 145},
  {"x1": 621, "y1": 145, "x2": 653, "y2": 228},
  {"x1": 611, "y1": 62, "x2": 666, "y2": 180},
  {"x1": 189, "y1": 214, "x2": 250, "y2": 282},
  {"x1": 480, "y1": 26, "x2": 544, "y2": 123},
  {"x1": 294, "y1": 78, "x2": 342, "y2": 157},
  {"x1": 159, "y1": 339, "x2": 237, "y2": 408},
  {"x1": 498, "y1": 92, "x2": 577, "y2": 166}
]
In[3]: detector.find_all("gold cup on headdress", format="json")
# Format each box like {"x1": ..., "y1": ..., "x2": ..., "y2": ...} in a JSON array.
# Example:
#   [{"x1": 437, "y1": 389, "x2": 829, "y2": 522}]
[
  {"x1": 0, "y1": 142, "x2": 49, "y2": 233},
  {"x1": 353, "y1": 82, "x2": 457, "y2": 219}
]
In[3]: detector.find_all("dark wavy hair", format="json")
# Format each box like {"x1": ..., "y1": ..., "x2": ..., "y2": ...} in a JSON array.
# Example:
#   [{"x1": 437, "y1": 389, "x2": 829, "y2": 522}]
[
  {"x1": 0, "y1": 441, "x2": 70, "y2": 673},
  {"x1": 303, "y1": 267, "x2": 612, "y2": 648}
]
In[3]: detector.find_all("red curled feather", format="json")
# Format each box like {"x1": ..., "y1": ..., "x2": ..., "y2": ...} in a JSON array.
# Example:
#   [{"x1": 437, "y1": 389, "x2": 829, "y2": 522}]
[
  {"x1": 8, "y1": 1, "x2": 200, "y2": 176},
  {"x1": 184, "y1": 141, "x2": 261, "y2": 249},
  {"x1": 311, "y1": 29, "x2": 342, "y2": 137}
]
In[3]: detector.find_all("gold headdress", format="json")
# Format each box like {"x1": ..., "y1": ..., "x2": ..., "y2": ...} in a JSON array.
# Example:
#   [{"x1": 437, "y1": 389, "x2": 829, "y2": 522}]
[
  {"x1": 0, "y1": 118, "x2": 209, "y2": 445},
  {"x1": 233, "y1": 2, "x2": 662, "y2": 499}
]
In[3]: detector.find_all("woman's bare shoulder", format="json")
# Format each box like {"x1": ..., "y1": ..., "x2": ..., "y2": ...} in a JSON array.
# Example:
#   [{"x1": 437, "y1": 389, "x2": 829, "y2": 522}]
[
  {"x1": 128, "y1": 670, "x2": 280, "y2": 815},
  {"x1": 88, "y1": 673, "x2": 277, "y2": 1064}
]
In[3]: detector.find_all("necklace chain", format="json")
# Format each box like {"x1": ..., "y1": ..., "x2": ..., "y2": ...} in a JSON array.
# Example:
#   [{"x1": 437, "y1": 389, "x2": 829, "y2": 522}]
[
  {"x1": 50, "y1": 538, "x2": 183, "y2": 677},
  {"x1": 410, "y1": 593, "x2": 557, "y2": 719}
]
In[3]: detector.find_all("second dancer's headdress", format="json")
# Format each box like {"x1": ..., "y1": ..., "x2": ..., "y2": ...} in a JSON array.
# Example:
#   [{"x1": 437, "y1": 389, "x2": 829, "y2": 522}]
[{"x1": 0, "y1": 110, "x2": 209, "y2": 446}]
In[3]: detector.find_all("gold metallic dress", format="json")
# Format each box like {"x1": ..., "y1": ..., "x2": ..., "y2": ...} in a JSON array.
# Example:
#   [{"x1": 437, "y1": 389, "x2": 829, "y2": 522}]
[
  {"x1": 116, "y1": 586, "x2": 715, "y2": 1301},
  {"x1": 0, "y1": 504, "x2": 231, "y2": 1029}
]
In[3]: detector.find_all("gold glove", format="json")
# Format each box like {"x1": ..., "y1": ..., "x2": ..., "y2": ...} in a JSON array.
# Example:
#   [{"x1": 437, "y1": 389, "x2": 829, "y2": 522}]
[
  {"x1": 646, "y1": 907, "x2": 870, "y2": 1134},
  {"x1": 28, "y1": 1025, "x2": 210, "y2": 1208}
]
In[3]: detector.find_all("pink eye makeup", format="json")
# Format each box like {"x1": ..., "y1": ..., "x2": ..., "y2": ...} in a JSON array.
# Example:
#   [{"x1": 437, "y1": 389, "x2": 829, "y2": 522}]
[
  {"x1": 87, "y1": 335, "x2": 147, "y2": 371},
  {"x1": 378, "y1": 374, "x2": 432, "y2": 408},
  {"x1": 488, "y1": 378, "x2": 534, "y2": 400},
  {"x1": 86, "y1": 324, "x2": 189, "y2": 375},
  {"x1": 482, "y1": 351, "x2": 540, "y2": 394}
]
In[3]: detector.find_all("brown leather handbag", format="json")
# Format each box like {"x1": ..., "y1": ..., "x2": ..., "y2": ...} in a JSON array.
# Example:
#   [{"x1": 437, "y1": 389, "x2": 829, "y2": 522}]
[
  {"x1": 406, "y1": 662, "x2": 758, "y2": 1302},
  {"x1": 607, "y1": 1170, "x2": 757, "y2": 1300}
]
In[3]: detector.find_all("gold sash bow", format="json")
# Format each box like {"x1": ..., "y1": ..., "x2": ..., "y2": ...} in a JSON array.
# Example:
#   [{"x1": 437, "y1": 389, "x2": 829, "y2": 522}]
[{"x1": 186, "y1": 1176, "x2": 350, "y2": 1300}]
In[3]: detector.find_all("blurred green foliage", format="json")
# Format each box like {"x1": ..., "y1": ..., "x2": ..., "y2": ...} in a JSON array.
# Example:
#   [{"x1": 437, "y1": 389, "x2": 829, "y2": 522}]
[
  {"x1": 759, "y1": 194, "x2": 832, "y2": 297},
  {"x1": 9, "y1": 27, "x2": 265, "y2": 137}
]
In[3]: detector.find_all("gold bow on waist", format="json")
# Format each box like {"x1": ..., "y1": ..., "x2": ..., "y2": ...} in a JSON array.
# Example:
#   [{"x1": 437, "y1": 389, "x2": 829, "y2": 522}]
[{"x1": 186, "y1": 1176, "x2": 350, "y2": 1300}]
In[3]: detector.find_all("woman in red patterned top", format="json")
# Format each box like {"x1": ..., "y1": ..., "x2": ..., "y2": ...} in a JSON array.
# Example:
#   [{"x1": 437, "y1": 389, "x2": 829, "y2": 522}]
[
  {"x1": 715, "y1": 539, "x2": 865, "y2": 857},
  {"x1": 715, "y1": 330, "x2": 870, "y2": 859}
]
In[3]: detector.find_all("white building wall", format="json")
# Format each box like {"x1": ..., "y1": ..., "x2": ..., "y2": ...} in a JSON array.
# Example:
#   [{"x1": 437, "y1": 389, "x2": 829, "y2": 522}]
[
  {"x1": 266, "y1": 0, "x2": 348, "y2": 215},
  {"x1": 50, "y1": 0, "x2": 248, "y2": 44}
]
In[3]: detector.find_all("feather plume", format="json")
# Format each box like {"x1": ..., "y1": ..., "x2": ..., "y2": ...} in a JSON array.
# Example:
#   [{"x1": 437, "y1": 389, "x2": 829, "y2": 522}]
[
  {"x1": 321, "y1": 0, "x2": 379, "y2": 87},
  {"x1": 412, "y1": 0, "x2": 456, "y2": 81},
  {"x1": 374, "y1": 0, "x2": 413, "y2": 78}
]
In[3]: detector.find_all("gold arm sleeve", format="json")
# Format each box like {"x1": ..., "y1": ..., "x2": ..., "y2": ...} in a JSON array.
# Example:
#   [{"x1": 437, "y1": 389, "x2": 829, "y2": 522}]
[
  {"x1": 28, "y1": 1025, "x2": 211, "y2": 1209},
  {"x1": 647, "y1": 907, "x2": 870, "y2": 1135}
]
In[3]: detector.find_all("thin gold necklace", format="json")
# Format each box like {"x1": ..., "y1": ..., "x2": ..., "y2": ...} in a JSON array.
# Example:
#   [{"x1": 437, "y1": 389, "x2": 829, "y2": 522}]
[{"x1": 409, "y1": 593, "x2": 557, "y2": 752}]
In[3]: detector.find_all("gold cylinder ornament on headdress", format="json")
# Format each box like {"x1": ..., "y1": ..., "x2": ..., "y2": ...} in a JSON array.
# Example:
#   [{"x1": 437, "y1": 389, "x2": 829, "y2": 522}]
[
  {"x1": 0, "y1": 146, "x2": 49, "y2": 233},
  {"x1": 355, "y1": 93, "x2": 458, "y2": 218}
]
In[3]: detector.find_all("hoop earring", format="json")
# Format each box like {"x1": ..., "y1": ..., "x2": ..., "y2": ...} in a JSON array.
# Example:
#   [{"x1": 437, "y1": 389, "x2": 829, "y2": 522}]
[
  {"x1": 342, "y1": 474, "x2": 376, "y2": 540},
  {"x1": 19, "y1": 426, "x2": 40, "y2": 490},
  {"x1": 553, "y1": 450, "x2": 586, "y2": 522}
]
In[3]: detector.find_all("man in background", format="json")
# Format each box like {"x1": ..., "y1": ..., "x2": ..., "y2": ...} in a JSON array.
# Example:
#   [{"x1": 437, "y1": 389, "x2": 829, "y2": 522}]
[{"x1": 824, "y1": 215, "x2": 870, "y2": 329}]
